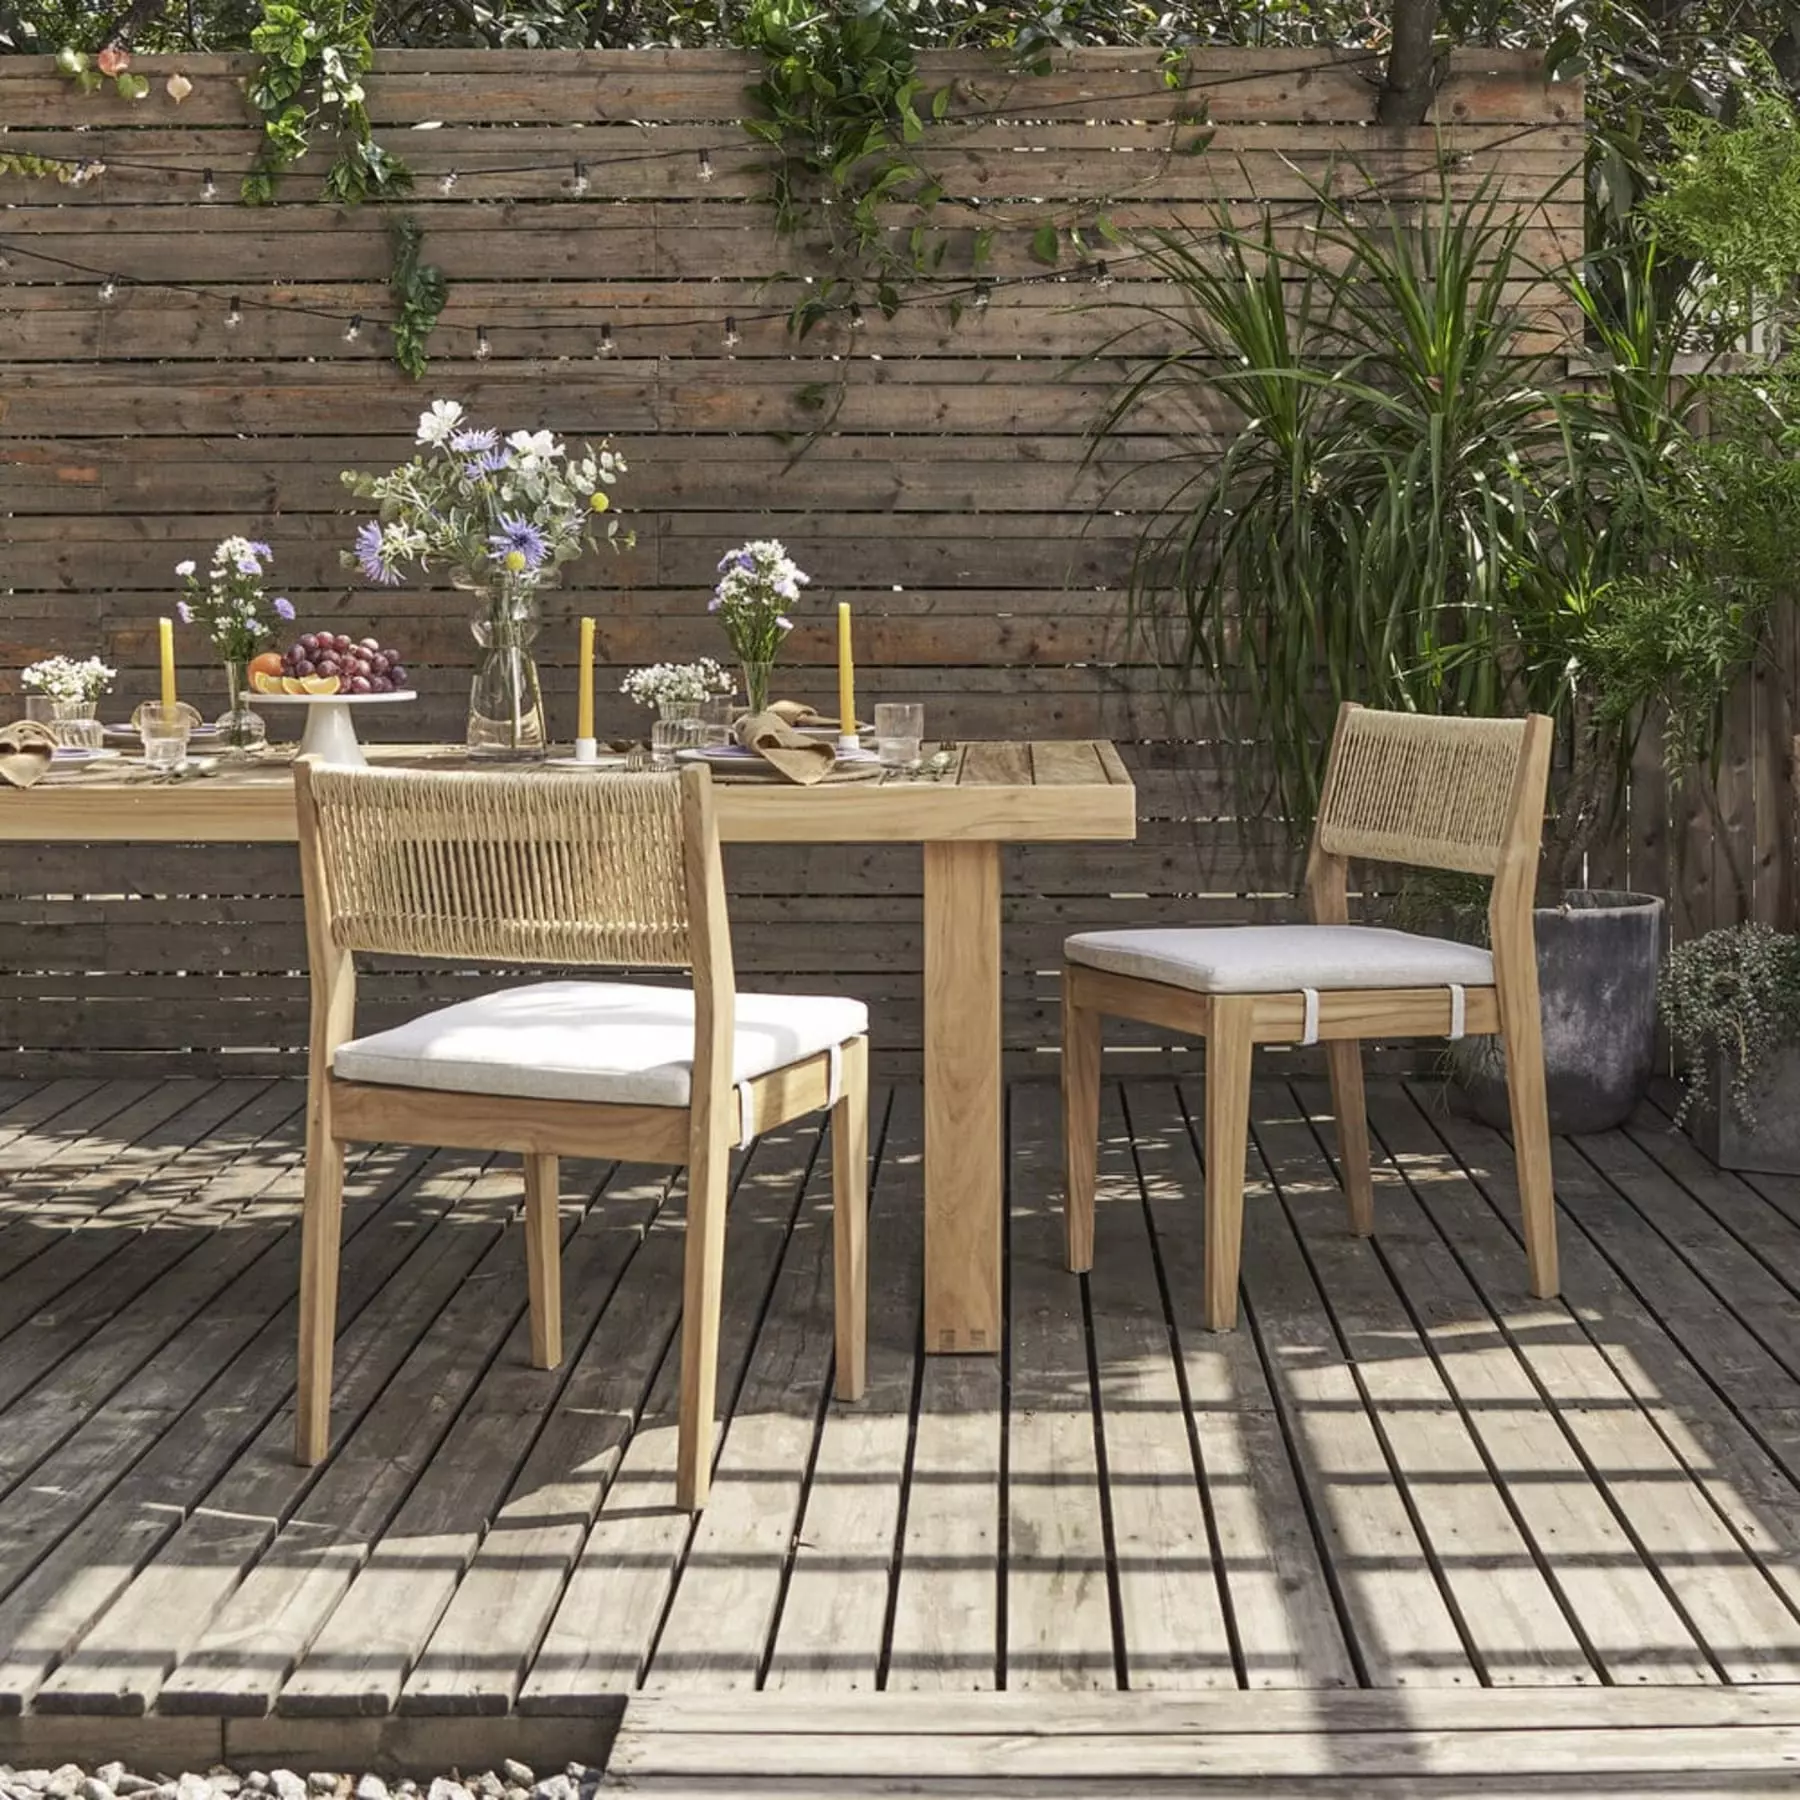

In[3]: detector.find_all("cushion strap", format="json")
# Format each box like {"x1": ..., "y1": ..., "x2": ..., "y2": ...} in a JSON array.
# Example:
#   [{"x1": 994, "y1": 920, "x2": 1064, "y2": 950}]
[
  {"x1": 1447, "y1": 983, "x2": 1467, "y2": 1042},
  {"x1": 1300, "y1": 987, "x2": 1321, "y2": 1047},
  {"x1": 736, "y1": 1081, "x2": 754, "y2": 1150},
  {"x1": 826, "y1": 1043, "x2": 844, "y2": 1110}
]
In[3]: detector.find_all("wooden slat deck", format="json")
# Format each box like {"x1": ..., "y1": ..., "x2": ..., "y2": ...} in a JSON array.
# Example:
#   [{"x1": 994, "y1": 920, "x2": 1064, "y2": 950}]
[{"x1": 2, "y1": 1075, "x2": 1800, "y2": 1790}]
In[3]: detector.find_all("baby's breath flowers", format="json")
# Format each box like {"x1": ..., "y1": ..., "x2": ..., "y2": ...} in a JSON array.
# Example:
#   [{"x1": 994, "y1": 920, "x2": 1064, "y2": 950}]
[
  {"x1": 620, "y1": 659, "x2": 733, "y2": 711},
  {"x1": 22, "y1": 655, "x2": 115, "y2": 706}
]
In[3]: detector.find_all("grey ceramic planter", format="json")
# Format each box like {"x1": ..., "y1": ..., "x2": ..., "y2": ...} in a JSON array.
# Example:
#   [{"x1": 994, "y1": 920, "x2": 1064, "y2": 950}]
[
  {"x1": 1458, "y1": 890, "x2": 1666, "y2": 1136},
  {"x1": 1688, "y1": 1045, "x2": 1800, "y2": 1174}
]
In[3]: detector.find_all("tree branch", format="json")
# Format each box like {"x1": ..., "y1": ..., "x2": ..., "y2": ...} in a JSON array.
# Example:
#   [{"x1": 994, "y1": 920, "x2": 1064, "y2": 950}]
[{"x1": 1377, "y1": 0, "x2": 1442, "y2": 127}]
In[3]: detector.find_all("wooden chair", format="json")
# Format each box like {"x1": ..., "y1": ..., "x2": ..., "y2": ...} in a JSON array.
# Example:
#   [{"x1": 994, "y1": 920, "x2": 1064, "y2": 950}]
[
  {"x1": 292, "y1": 760, "x2": 868, "y2": 1510},
  {"x1": 1062, "y1": 703, "x2": 1556, "y2": 1327}
]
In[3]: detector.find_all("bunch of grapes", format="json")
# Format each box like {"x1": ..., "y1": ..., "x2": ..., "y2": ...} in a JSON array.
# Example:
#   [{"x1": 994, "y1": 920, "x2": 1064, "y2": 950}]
[{"x1": 281, "y1": 633, "x2": 409, "y2": 694}]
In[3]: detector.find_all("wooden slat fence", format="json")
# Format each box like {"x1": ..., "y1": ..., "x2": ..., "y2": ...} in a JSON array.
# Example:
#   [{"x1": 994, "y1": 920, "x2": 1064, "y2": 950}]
[{"x1": 0, "y1": 46, "x2": 1582, "y2": 1075}]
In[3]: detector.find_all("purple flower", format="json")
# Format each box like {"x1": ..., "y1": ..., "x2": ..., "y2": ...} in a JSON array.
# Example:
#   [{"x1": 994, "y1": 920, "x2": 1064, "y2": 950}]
[
  {"x1": 176, "y1": 601, "x2": 194, "y2": 625},
  {"x1": 355, "y1": 520, "x2": 402, "y2": 586},
  {"x1": 463, "y1": 447, "x2": 512, "y2": 480},
  {"x1": 776, "y1": 615, "x2": 794, "y2": 632},
  {"x1": 708, "y1": 593, "x2": 723, "y2": 612},
  {"x1": 488, "y1": 515, "x2": 549, "y2": 570},
  {"x1": 273, "y1": 596, "x2": 296, "y2": 621},
  {"x1": 450, "y1": 427, "x2": 499, "y2": 453},
  {"x1": 249, "y1": 541, "x2": 273, "y2": 561},
  {"x1": 235, "y1": 555, "x2": 262, "y2": 576}
]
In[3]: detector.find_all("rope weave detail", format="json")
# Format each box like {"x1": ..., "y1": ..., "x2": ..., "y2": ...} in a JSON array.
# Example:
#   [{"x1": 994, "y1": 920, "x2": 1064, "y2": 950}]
[
  {"x1": 308, "y1": 767, "x2": 693, "y2": 967},
  {"x1": 1317, "y1": 711, "x2": 1526, "y2": 877}
]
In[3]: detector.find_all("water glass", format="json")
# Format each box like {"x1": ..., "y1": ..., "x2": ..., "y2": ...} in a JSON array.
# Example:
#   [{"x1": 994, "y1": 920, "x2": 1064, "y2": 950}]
[
  {"x1": 698, "y1": 696, "x2": 736, "y2": 749},
  {"x1": 650, "y1": 716, "x2": 702, "y2": 771},
  {"x1": 874, "y1": 703, "x2": 924, "y2": 772},
  {"x1": 20, "y1": 696, "x2": 55, "y2": 727},
  {"x1": 138, "y1": 701, "x2": 192, "y2": 772}
]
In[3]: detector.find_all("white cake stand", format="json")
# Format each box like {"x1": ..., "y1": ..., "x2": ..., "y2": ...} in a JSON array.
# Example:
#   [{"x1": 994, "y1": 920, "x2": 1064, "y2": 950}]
[{"x1": 250, "y1": 691, "x2": 417, "y2": 766}]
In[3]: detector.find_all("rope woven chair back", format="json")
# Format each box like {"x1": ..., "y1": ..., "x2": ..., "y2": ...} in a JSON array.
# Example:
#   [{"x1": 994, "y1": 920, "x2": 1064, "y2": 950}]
[
  {"x1": 303, "y1": 765, "x2": 694, "y2": 967},
  {"x1": 1315, "y1": 709, "x2": 1533, "y2": 877}
]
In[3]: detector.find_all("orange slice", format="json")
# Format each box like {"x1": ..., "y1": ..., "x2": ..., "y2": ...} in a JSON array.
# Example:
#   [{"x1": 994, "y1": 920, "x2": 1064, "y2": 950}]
[
  {"x1": 281, "y1": 675, "x2": 309, "y2": 694},
  {"x1": 251, "y1": 670, "x2": 281, "y2": 693},
  {"x1": 299, "y1": 674, "x2": 341, "y2": 695}
]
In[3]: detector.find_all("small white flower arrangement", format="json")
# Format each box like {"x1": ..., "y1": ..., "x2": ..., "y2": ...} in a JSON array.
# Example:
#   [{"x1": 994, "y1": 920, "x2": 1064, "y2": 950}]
[
  {"x1": 22, "y1": 655, "x2": 116, "y2": 707},
  {"x1": 620, "y1": 658, "x2": 733, "y2": 710},
  {"x1": 175, "y1": 537, "x2": 295, "y2": 660}
]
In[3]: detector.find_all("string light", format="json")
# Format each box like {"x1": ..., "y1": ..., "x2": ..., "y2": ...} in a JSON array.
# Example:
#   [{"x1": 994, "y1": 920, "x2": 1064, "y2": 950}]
[
  {"x1": 438, "y1": 169, "x2": 460, "y2": 195},
  {"x1": 568, "y1": 161, "x2": 590, "y2": 196},
  {"x1": 225, "y1": 295, "x2": 242, "y2": 330},
  {"x1": 848, "y1": 302, "x2": 865, "y2": 331},
  {"x1": 973, "y1": 281, "x2": 993, "y2": 310},
  {"x1": 200, "y1": 167, "x2": 218, "y2": 201},
  {"x1": 723, "y1": 316, "x2": 741, "y2": 349},
  {"x1": 343, "y1": 312, "x2": 364, "y2": 343},
  {"x1": 1091, "y1": 258, "x2": 1114, "y2": 288},
  {"x1": 475, "y1": 324, "x2": 492, "y2": 360},
  {"x1": 597, "y1": 322, "x2": 616, "y2": 357},
  {"x1": 698, "y1": 149, "x2": 715, "y2": 184},
  {"x1": 70, "y1": 158, "x2": 104, "y2": 187},
  {"x1": 97, "y1": 277, "x2": 117, "y2": 304}
]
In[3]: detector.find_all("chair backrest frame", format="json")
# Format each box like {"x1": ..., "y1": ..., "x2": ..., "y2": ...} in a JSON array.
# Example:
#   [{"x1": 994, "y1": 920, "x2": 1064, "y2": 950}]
[
  {"x1": 1304, "y1": 702, "x2": 1553, "y2": 988},
  {"x1": 294, "y1": 761, "x2": 736, "y2": 1140}
]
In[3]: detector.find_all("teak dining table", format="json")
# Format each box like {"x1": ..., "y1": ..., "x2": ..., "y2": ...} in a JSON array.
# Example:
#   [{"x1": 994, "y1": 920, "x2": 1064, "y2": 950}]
[{"x1": 0, "y1": 738, "x2": 1135, "y2": 1353}]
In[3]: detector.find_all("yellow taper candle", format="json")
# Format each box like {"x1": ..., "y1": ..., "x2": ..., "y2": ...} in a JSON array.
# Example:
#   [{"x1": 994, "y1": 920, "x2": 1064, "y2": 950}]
[
  {"x1": 577, "y1": 615, "x2": 596, "y2": 742},
  {"x1": 837, "y1": 601, "x2": 855, "y2": 736},
  {"x1": 158, "y1": 616, "x2": 177, "y2": 710}
]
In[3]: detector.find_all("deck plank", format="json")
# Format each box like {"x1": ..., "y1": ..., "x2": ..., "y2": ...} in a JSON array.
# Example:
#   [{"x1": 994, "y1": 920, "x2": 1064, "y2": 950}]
[
  {"x1": 1003, "y1": 1084, "x2": 1116, "y2": 1691},
  {"x1": 764, "y1": 1088, "x2": 922, "y2": 1690}
]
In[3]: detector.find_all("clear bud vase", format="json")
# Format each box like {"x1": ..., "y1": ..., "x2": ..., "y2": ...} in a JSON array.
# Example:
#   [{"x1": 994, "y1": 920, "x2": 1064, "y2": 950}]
[
  {"x1": 740, "y1": 660, "x2": 774, "y2": 716},
  {"x1": 466, "y1": 574, "x2": 548, "y2": 759},
  {"x1": 216, "y1": 658, "x2": 267, "y2": 758}
]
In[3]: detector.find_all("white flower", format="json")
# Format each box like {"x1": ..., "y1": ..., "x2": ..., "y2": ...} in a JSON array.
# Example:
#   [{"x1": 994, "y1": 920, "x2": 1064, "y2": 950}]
[
  {"x1": 506, "y1": 428, "x2": 563, "y2": 471},
  {"x1": 174, "y1": 559, "x2": 196, "y2": 577},
  {"x1": 620, "y1": 658, "x2": 732, "y2": 708},
  {"x1": 416, "y1": 399, "x2": 465, "y2": 446},
  {"x1": 22, "y1": 655, "x2": 116, "y2": 704}
]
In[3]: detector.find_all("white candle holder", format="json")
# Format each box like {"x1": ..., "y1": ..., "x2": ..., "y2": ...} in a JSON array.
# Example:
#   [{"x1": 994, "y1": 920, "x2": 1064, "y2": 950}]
[{"x1": 574, "y1": 736, "x2": 599, "y2": 764}]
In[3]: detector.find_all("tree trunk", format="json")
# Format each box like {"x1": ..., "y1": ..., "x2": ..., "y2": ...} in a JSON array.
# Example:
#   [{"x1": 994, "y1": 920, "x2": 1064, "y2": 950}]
[{"x1": 1377, "y1": 0, "x2": 1442, "y2": 127}]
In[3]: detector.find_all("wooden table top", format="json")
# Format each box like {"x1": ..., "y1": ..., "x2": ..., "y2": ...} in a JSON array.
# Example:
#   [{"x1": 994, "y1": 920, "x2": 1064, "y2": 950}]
[{"x1": 0, "y1": 740, "x2": 1136, "y2": 845}]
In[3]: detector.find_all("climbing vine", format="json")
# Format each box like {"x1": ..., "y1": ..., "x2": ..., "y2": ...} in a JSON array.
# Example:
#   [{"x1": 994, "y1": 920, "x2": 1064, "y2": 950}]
[
  {"x1": 387, "y1": 214, "x2": 448, "y2": 380},
  {"x1": 242, "y1": 0, "x2": 410, "y2": 205}
]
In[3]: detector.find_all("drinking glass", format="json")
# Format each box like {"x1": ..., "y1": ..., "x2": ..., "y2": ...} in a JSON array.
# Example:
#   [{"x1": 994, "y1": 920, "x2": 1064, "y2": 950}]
[
  {"x1": 20, "y1": 696, "x2": 55, "y2": 727},
  {"x1": 698, "y1": 696, "x2": 736, "y2": 749},
  {"x1": 874, "y1": 703, "x2": 924, "y2": 772},
  {"x1": 651, "y1": 716, "x2": 702, "y2": 771},
  {"x1": 138, "y1": 701, "x2": 192, "y2": 772}
]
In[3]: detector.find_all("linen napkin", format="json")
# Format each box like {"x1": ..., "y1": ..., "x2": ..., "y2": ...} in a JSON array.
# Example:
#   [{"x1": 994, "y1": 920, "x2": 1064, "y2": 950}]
[
  {"x1": 0, "y1": 721, "x2": 55, "y2": 789},
  {"x1": 769, "y1": 699, "x2": 864, "y2": 733},
  {"x1": 735, "y1": 709, "x2": 835, "y2": 784}
]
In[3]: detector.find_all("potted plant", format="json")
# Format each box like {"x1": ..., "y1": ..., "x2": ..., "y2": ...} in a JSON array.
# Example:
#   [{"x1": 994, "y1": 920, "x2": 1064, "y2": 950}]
[{"x1": 1662, "y1": 923, "x2": 1800, "y2": 1173}]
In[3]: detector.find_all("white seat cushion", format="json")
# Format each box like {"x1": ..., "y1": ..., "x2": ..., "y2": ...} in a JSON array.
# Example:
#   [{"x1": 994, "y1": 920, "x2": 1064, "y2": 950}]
[
  {"x1": 332, "y1": 979, "x2": 867, "y2": 1107},
  {"x1": 1064, "y1": 925, "x2": 1493, "y2": 995}
]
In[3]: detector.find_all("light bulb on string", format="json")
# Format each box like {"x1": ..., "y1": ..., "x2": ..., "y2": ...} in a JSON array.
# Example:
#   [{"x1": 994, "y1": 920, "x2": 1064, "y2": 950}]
[
  {"x1": 438, "y1": 169, "x2": 460, "y2": 195},
  {"x1": 697, "y1": 149, "x2": 715, "y2": 184},
  {"x1": 568, "y1": 161, "x2": 590, "y2": 196},
  {"x1": 71, "y1": 158, "x2": 104, "y2": 187},
  {"x1": 973, "y1": 281, "x2": 993, "y2": 310},
  {"x1": 848, "y1": 302, "x2": 865, "y2": 331},
  {"x1": 200, "y1": 167, "x2": 218, "y2": 201},
  {"x1": 225, "y1": 295, "x2": 242, "y2": 330},
  {"x1": 1091, "y1": 259, "x2": 1115, "y2": 288},
  {"x1": 597, "y1": 322, "x2": 616, "y2": 357},
  {"x1": 723, "y1": 316, "x2": 741, "y2": 350},
  {"x1": 343, "y1": 312, "x2": 364, "y2": 344},
  {"x1": 475, "y1": 324, "x2": 492, "y2": 361},
  {"x1": 97, "y1": 277, "x2": 118, "y2": 304}
]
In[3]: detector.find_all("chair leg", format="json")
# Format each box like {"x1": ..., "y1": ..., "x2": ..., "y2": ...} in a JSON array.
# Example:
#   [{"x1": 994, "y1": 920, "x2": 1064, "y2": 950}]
[
  {"x1": 1324, "y1": 1039, "x2": 1375, "y2": 1236},
  {"x1": 1203, "y1": 997, "x2": 1255, "y2": 1332},
  {"x1": 1500, "y1": 1011, "x2": 1560, "y2": 1300},
  {"x1": 294, "y1": 1098, "x2": 346, "y2": 1466},
  {"x1": 1063, "y1": 981, "x2": 1102, "y2": 1273},
  {"x1": 523, "y1": 1152, "x2": 563, "y2": 1370},
  {"x1": 676, "y1": 1129, "x2": 732, "y2": 1512},
  {"x1": 832, "y1": 1037, "x2": 870, "y2": 1403}
]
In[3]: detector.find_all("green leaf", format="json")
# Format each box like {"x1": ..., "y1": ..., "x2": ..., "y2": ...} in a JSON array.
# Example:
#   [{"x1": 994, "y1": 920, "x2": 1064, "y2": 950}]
[{"x1": 1030, "y1": 223, "x2": 1061, "y2": 266}]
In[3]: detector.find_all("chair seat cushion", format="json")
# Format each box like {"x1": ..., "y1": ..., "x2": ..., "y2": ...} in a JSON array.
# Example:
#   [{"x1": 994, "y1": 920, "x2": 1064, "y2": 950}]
[
  {"x1": 332, "y1": 980, "x2": 868, "y2": 1107},
  {"x1": 1064, "y1": 925, "x2": 1494, "y2": 995}
]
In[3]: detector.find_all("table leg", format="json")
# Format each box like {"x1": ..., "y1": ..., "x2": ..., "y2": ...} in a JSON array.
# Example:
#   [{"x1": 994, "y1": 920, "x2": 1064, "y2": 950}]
[{"x1": 922, "y1": 839, "x2": 1003, "y2": 1353}]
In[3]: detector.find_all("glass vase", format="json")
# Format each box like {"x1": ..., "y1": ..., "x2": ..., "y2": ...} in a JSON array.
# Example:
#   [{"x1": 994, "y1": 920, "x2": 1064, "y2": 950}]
[
  {"x1": 740, "y1": 660, "x2": 775, "y2": 716},
  {"x1": 215, "y1": 658, "x2": 267, "y2": 757},
  {"x1": 467, "y1": 576, "x2": 548, "y2": 759},
  {"x1": 49, "y1": 698, "x2": 104, "y2": 751}
]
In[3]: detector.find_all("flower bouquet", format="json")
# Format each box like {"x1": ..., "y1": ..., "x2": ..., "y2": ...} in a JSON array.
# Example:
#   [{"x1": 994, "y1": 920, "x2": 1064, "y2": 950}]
[
  {"x1": 712, "y1": 540, "x2": 808, "y2": 715},
  {"x1": 342, "y1": 400, "x2": 628, "y2": 758},
  {"x1": 176, "y1": 537, "x2": 296, "y2": 753},
  {"x1": 21, "y1": 655, "x2": 116, "y2": 749},
  {"x1": 620, "y1": 658, "x2": 733, "y2": 718}
]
